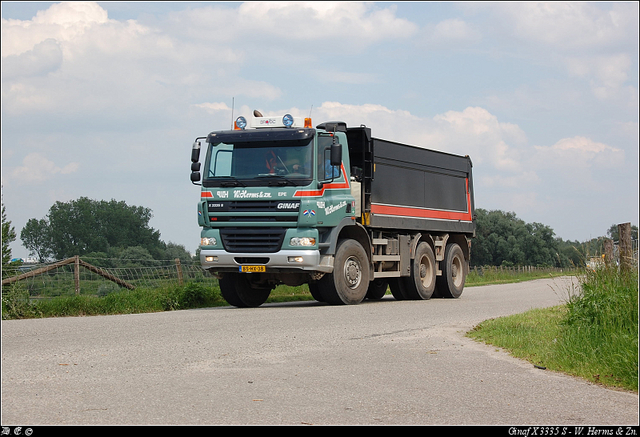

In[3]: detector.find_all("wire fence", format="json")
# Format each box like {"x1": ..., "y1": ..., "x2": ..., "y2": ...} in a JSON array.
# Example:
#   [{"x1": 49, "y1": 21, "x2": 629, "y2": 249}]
[
  {"x1": 470, "y1": 265, "x2": 575, "y2": 276},
  {"x1": 2, "y1": 257, "x2": 218, "y2": 299},
  {"x1": 2, "y1": 255, "x2": 633, "y2": 300}
]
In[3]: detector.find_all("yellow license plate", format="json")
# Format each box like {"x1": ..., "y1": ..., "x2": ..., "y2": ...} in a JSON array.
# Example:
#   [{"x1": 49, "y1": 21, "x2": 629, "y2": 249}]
[{"x1": 240, "y1": 265, "x2": 266, "y2": 273}]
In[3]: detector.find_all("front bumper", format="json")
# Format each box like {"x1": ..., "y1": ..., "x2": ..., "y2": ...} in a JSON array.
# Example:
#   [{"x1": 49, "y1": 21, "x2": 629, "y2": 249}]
[{"x1": 200, "y1": 249, "x2": 334, "y2": 273}]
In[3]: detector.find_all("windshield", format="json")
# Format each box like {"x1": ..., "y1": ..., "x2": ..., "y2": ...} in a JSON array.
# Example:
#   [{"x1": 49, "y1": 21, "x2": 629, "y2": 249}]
[{"x1": 203, "y1": 139, "x2": 314, "y2": 187}]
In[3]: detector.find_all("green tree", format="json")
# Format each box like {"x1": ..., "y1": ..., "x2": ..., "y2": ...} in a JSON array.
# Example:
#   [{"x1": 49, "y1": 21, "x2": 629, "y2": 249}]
[
  {"x1": 112, "y1": 245, "x2": 157, "y2": 267},
  {"x1": 163, "y1": 242, "x2": 192, "y2": 264},
  {"x1": 2, "y1": 200, "x2": 17, "y2": 266},
  {"x1": 20, "y1": 218, "x2": 53, "y2": 262},
  {"x1": 471, "y1": 209, "x2": 562, "y2": 267},
  {"x1": 25, "y1": 197, "x2": 165, "y2": 260}
]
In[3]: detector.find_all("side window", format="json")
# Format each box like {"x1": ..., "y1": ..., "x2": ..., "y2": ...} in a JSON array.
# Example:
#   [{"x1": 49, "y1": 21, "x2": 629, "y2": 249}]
[{"x1": 318, "y1": 138, "x2": 341, "y2": 181}]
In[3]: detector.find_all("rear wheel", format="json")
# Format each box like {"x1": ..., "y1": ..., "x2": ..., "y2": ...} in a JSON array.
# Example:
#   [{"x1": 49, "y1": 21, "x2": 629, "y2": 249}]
[
  {"x1": 219, "y1": 273, "x2": 272, "y2": 308},
  {"x1": 389, "y1": 277, "x2": 408, "y2": 300},
  {"x1": 317, "y1": 239, "x2": 370, "y2": 305},
  {"x1": 366, "y1": 278, "x2": 388, "y2": 300},
  {"x1": 436, "y1": 243, "x2": 466, "y2": 298},
  {"x1": 403, "y1": 242, "x2": 436, "y2": 300}
]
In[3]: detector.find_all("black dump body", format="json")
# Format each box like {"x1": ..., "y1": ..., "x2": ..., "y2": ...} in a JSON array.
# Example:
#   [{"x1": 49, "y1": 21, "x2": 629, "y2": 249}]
[{"x1": 346, "y1": 126, "x2": 475, "y2": 236}]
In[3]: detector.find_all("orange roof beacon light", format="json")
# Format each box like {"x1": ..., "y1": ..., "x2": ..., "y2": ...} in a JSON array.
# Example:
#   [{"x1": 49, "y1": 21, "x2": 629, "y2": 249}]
[{"x1": 304, "y1": 117, "x2": 312, "y2": 128}]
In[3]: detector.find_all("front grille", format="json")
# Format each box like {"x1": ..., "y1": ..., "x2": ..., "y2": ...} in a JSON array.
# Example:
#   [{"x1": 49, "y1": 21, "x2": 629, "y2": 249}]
[
  {"x1": 234, "y1": 257, "x2": 270, "y2": 264},
  {"x1": 211, "y1": 216, "x2": 294, "y2": 223},
  {"x1": 208, "y1": 200, "x2": 300, "y2": 213},
  {"x1": 220, "y1": 228, "x2": 286, "y2": 253}
]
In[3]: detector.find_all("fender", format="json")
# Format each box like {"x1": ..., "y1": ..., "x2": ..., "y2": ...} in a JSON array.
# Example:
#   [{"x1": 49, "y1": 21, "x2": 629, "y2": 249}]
[
  {"x1": 322, "y1": 218, "x2": 374, "y2": 278},
  {"x1": 321, "y1": 218, "x2": 370, "y2": 254}
]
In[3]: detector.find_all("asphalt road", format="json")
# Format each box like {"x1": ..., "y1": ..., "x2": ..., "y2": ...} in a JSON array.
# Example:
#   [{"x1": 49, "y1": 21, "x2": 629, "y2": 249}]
[{"x1": 2, "y1": 277, "x2": 638, "y2": 426}]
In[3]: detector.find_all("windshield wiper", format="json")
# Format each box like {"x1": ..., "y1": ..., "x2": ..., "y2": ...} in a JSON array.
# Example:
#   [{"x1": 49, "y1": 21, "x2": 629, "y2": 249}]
[
  {"x1": 255, "y1": 174, "x2": 297, "y2": 186},
  {"x1": 217, "y1": 176, "x2": 246, "y2": 187}
]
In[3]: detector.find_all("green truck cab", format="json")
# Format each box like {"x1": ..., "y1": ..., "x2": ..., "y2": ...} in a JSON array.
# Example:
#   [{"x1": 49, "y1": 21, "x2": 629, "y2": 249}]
[{"x1": 191, "y1": 111, "x2": 475, "y2": 307}]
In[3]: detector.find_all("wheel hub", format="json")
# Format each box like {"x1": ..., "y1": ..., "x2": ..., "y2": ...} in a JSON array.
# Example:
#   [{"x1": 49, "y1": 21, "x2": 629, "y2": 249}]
[{"x1": 344, "y1": 257, "x2": 362, "y2": 289}]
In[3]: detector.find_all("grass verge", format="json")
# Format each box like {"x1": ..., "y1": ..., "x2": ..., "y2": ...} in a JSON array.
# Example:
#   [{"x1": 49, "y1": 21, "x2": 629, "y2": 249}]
[
  {"x1": 2, "y1": 282, "x2": 224, "y2": 319},
  {"x1": 467, "y1": 267, "x2": 638, "y2": 392}
]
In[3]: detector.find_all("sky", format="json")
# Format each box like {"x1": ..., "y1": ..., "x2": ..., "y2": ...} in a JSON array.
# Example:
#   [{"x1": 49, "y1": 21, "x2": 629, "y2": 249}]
[{"x1": 2, "y1": 1, "x2": 638, "y2": 260}]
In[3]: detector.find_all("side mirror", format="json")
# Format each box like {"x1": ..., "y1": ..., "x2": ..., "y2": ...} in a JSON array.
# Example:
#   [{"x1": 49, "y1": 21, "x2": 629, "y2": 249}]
[
  {"x1": 191, "y1": 139, "x2": 204, "y2": 185},
  {"x1": 191, "y1": 141, "x2": 201, "y2": 163},
  {"x1": 331, "y1": 143, "x2": 342, "y2": 167}
]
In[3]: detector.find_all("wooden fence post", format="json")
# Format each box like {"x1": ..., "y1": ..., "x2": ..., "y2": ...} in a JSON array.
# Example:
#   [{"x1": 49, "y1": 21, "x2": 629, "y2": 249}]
[
  {"x1": 618, "y1": 222, "x2": 633, "y2": 272},
  {"x1": 603, "y1": 238, "x2": 614, "y2": 267},
  {"x1": 175, "y1": 258, "x2": 184, "y2": 286},
  {"x1": 74, "y1": 255, "x2": 80, "y2": 295}
]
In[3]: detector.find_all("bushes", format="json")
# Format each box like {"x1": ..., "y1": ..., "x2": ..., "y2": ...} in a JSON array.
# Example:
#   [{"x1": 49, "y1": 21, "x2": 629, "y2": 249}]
[{"x1": 557, "y1": 267, "x2": 638, "y2": 390}]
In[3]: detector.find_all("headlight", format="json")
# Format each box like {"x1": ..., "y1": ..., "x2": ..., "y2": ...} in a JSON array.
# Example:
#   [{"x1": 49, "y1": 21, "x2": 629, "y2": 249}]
[
  {"x1": 290, "y1": 237, "x2": 316, "y2": 247},
  {"x1": 200, "y1": 237, "x2": 217, "y2": 246}
]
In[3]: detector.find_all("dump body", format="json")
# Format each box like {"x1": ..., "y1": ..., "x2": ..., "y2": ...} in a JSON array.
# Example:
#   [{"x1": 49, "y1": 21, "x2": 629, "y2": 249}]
[{"x1": 346, "y1": 127, "x2": 475, "y2": 236}]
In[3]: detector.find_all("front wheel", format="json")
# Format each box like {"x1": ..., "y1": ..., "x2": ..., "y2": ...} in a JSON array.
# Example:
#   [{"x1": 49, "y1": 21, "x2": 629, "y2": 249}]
[
  {"x1": 219, "y1": 273, "x2": 272, "y2": 308},
  {"x1": 317, "y1": 239, "x2": 370, "y2": 305}
]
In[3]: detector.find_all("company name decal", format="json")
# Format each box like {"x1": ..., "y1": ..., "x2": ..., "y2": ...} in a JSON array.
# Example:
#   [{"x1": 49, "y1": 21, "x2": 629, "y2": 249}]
[
  {"x1": 277, "y1": 202, "x2": 300, "y2": 210},
  {"x1": 233, "y1": 190, "x2": 272, "y2": 199},
  {"x1": 324, "y1": 201, "x2": 347, "y2": 215}
]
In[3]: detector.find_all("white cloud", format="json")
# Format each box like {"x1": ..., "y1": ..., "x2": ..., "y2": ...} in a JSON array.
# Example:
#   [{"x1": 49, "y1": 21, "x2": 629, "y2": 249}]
[
  {"x1": 531, "y1": 136, "x2": 627, "y2": 195},
  {"x1": 462, "y1": 3, "x2": 638, "y2": 103},
  {"x1": 236, "y1": 2, "x2": 417, "y2": 45},
  {"x1": 1, "y1": 38, "x2": 63, "y2": 80},
  {"x1": 492, "y1": 2, "x2": 638, "y2": 51},
  {"x1": 533, "y1": 136, "x2": 625, "y2": 170},
  {"x1": 565, "y1": 53, "x2": 634, "y2": 100},
  {"x1": 194, "y1": 102, "x2": 233, "y2": 113},
  {"x1": 1, "y1": 2, "x2": 111, "y2": 57},
  {"x1": 166, "y1": 1, "x2": 417, "y2": 51},
  {"x1": 429, "y1": 18, "x2": 481, "y2": 45},
  {"x1": 285, "y1": 102, "x2": 528, "y2": 179},
  {"x1": 10, "y1": 153, "x2": 79, "y2": 183}
]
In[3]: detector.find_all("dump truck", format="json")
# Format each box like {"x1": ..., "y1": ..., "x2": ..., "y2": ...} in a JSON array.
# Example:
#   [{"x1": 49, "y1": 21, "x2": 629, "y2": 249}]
[{"x1": 190, "y1": 111, "x2": 475, "y2": 307}]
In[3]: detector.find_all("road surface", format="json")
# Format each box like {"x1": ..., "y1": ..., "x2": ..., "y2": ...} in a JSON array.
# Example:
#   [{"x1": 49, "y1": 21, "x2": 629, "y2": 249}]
[{"x1": 2, "y1": 277, "x2": 638, "y2": 425}]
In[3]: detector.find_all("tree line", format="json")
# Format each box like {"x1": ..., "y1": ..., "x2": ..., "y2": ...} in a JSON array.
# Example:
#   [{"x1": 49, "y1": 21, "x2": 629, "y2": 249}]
[
  {"x1": 5, "y1": 197, "x2": 192, "y2": 269},
  {"x1": 472, "y1": 208, "x2": 638, "y2": 268},
  {"x1": 2, "y1": 197, "x2": 637, "y2": 272}
]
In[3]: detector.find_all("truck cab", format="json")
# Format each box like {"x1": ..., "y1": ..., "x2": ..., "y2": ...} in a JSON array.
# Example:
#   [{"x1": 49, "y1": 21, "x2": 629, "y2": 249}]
[{"x1": 191, "y1": 113, "x2": 367, "y2": 307}]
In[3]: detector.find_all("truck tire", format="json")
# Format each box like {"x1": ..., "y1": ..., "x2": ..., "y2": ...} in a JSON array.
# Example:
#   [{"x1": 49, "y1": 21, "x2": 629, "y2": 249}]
[
  {"x1": 308, "y1": 282, "x2": 325, "y2": 302},
  {"x1": 366, "y1": 278, "x2": 388, "y2": 300},
  {"x1": 219, "y1": 273, "x2": 272, "y2": 308},
  {"x1": 317, "y1": 239, "x2": 370, "y2": 305},
  {"x1": 404, "y1": 241, "x2": 436, "y2": 299},
  {"x1": 388, "y1": 277, "x2": 408, "y2": 300},
  {"x1": 436, "y1": 243, "x2": 466, "y2": 298}
]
